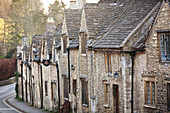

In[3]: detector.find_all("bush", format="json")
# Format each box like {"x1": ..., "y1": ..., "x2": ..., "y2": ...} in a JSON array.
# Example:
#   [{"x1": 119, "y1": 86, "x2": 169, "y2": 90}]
[
  {"x1": 0, "y1": 58, "x2": 17, "y2": 81},
  {"x1": 0, "y1": 56, "x2": 4, "y2": 59}
]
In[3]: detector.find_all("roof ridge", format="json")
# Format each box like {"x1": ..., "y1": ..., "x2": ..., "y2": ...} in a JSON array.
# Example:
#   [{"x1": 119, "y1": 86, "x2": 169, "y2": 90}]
[{"x1": 92, "y1": 0, "x2": 135, "y2": 48}]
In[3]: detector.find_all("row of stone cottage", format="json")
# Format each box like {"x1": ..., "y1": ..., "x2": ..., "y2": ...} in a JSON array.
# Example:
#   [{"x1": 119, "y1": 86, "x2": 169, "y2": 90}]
[{"x1": 17, "y1": 0, "x2": 170, "y2": 113}]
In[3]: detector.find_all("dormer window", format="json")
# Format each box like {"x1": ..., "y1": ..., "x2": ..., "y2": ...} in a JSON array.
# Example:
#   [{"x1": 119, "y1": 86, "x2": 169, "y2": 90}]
[
  {"x1": 62, "y1": 34, "x2": 67, "y2": 54},
  {"x1": 81, "y1": 32, "x2": 87, "y2": 54}
]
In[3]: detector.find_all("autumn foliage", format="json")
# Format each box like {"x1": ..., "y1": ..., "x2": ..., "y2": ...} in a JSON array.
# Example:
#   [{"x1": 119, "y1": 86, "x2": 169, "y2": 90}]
[{"x1": 0, "y1": 58, "x2": 16, "y2": 81}]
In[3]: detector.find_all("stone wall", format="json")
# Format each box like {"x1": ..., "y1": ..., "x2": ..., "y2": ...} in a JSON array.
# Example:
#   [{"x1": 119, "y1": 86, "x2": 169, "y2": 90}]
[{"x1": 143, "y1": 2, "x2": 170, "y2": 113}]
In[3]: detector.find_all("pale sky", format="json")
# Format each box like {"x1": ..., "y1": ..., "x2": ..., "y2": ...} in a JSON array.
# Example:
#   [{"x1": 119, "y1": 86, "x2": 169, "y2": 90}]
[
  {"x1": 41, "y1": 0, "x2": 99, "y2": 13},
  {"x1": 40, "y1": 0, "x2": 70, "y2": 13}
]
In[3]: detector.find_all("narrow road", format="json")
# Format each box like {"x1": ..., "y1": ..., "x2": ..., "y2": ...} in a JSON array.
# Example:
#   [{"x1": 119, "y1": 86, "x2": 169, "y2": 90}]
[{"x1": 0, "y1": 83, "x2": 18, "y2": 113}]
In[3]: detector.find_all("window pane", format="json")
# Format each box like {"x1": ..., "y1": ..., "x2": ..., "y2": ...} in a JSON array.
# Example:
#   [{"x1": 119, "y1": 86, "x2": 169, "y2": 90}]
[
  {"x1": 45, "y1": 81, "x2": 48, "y2": 96},
  {"x1": 147, "y1": 82, "x2": 150, "y2": 104},
  {"x1": 166, "y1": 34, "x2": 170, "y2": 60},
  {"x1": 152, "y1": 82, "x2": 155, "y2": 105},
  {"x1": 64, "y1": 78, "x2": 68, "y2": 98},
  {"x1": 160, "y1": 34, "x2": 166, "y2": 61},
  {"x1": 82, "y1": 80, "x2": 85, "y2": 104},
  {"x1": 63, "y1": 36, "x2": 67, "y2": 53},
  {"x1": 106, "y1": 84, "x2": 109, "y2": 104},
  {"x1": 105, "y1": 53, "x2": 108, "y2": 73},
  {"x1": 105, "y1": 53, "x2": 112, "y2": 73},
  {"x1": 160, "y1": 33, "x2": 170, "y2": 61}
]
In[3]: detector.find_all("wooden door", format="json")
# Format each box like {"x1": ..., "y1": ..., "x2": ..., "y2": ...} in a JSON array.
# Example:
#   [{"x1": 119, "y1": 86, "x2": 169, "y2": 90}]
[{"x1": 113, "y1": 84, "x2": 119, "y2": 113}]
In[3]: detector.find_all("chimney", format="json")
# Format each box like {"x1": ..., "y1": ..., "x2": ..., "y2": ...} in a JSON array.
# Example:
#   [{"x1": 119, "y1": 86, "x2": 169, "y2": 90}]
[
  {"x1": 46, "y1": 17, "x2": 55, "y2": 31},
  {"x1": 70, "y1": 0, "x2": 86, "y2": 9},
  {"x1": 70, "y1": 0, "x2": 77, "y2": 9}
]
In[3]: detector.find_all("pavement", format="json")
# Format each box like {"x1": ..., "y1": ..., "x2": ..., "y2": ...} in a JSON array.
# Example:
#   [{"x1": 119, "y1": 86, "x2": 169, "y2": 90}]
[{"x1": 0, "y1": 83, "x2": 48, "y2": 113}]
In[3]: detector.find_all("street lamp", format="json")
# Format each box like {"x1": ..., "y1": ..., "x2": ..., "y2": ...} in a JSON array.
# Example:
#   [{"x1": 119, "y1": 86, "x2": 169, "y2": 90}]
[{"x1": 42, "y1": 53, "x2": 52, "y2": 67}]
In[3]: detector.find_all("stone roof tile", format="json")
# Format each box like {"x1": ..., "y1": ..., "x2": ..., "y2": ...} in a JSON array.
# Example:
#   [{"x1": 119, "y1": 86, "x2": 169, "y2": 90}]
[
  {"x1": 65, "y1": 9, "x2": 82, "y2": 40},
  {"x1": 93, "y1": 0, "x2": 159, "y2": 48}
]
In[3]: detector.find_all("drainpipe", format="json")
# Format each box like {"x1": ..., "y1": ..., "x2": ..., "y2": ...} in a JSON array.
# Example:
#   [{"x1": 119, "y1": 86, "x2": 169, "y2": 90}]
[
  {"x1": 16, "y1": 59, "x2": 19, "y2": 98},
  {"x1": 26, "y1": 66, "x2": 28, "y2": 102},
  {"x1": 29, "y1": 67, "x2": 31, "y2": 103},
  {"x1": 21, "y1": 61, "x2": 24, "y2": 101},
  {"x1": 67, "y1": 48, "x2": 71, "y2": 112},
  {"x1": 56, "y1": 61, "x2": 60, "y2": 112},
  {"x1": 130, "y1": 51, "x2": 136, "y2": 113},
  {"x1": 40, "y1": 64, "x2": 43, "y2": 109},
  {"x1": 31, "y1": 67, "x2": 34, "y2": 106}
]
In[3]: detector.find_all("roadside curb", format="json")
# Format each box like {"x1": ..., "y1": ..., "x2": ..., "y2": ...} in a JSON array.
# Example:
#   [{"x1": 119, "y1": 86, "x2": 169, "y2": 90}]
[{"x1": 3, "y1": 94, "x2": 26, "y2": 113}]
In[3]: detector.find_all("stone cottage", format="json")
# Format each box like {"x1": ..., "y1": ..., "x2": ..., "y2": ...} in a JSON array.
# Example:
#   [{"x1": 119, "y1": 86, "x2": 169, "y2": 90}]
[{"x1": 17, "y1": 0, "x2": 170, "y2": 113}]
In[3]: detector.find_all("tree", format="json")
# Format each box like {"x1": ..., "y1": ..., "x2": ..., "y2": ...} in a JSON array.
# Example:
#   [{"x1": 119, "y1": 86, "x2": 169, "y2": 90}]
[
  {"x1": 48, "y1": 0, "x2": 65, "y2": 26},
  {"x1": 9, "y1": 0, "x2": 47, "y2": 44}
]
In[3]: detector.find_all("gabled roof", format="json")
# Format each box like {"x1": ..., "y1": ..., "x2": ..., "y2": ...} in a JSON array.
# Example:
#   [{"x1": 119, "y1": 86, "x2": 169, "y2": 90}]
[
  {"x1": 84, "y1": 0, "x2": 131, "y2": 39},
  {"x1": 54, "y1": 24, "x2": 62, "y2": 49},
  {"x1": 25, "y1": 46, "x2": 31, "y2": 60},
  {"x1": 32, "y1": 35, "x2": 44, "y2": 57},
  {"x1": 68, "y1": 38, "x2": 79, "y2": 48},
  {"x1": 65, "y1": 9, "x2": 82, "y2": 40},
  {"x1": 92, "y1": 0, "x2": 160, "y2": 48}
]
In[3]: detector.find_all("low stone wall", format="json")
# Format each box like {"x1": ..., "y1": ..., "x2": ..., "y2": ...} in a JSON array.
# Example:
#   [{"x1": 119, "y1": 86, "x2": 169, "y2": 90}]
[{"x1": 0, "y1": 77, "x2": 16, "y2": 86}]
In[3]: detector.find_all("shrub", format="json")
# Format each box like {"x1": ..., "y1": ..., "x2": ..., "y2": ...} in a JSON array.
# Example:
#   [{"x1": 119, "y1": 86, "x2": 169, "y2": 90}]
[{"x1": 0, "y1": 58, "x2": 17, "y2": 81}]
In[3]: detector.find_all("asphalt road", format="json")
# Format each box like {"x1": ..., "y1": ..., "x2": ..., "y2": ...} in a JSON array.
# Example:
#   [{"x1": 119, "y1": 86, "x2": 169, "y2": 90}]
[{"x1": 0, "y1": 83, "x2": 18, "y2": 113}]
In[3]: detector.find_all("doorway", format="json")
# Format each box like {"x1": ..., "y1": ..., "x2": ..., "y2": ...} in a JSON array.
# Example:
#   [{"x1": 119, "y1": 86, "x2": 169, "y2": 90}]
[
  {"x1": 113, "y1": 84, "x2": 119, "y2": 113},
  {"x1": 51, "y1": 82, "x2": 54, "y2": 107}
]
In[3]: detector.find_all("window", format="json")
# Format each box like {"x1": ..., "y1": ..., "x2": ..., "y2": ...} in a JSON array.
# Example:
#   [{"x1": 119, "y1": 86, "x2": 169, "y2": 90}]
[
  {"x1": 104, "y1": 52, "x2": 112, "y2": 73},
  {"x1": 63, "y1": 77, "x2": 68, "y2": 98},
  {"x1": 81, "y1": 32, "x2": 87, "y2": 54},
  {"x1": 104, "y1": 84, "x2": 109, "y2": 104},
  {"x1": 167, "y1": 83, "x2": 170, "y2": 111},
  {"x1": 73, "y1": 80, "x2": 77, "y2": 96},
  {"x1": 159, "y1": 33, "x2": 170, "y2": 61},
  {"x1": 63, "y1": 34, "x2": 67, "y2": 53},
  {"x1": 45, "y1": 81, "x2": 48, "y2": 96},
  {"x1": 144, "y1": 81, "x2": 156, "y2": 105},
  {"x1": 54, "y1": 49, "x2": 57, "y2": 62},
  {"x1": 82, "y1": 79, "x2": 88, "y2": 105}
]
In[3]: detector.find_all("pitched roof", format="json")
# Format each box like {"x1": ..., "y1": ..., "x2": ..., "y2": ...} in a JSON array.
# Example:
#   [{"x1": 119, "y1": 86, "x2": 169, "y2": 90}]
[
  {"x1": 84, "y1": 0, "x2": 131, "y2": 39},
  {"x1": 54, "y1": 24, "x2": 62, "y2": 49},
  {"x1": 65, "y1": 9, "x2": 82, "y2": 40},
  {"x1": 32, "y1": 35, "x2": 44, "y2": 58},
  {"x1": 67, "y1": 0, "x2": 131, "y2": 48},
  {"x1": 92, "y1": 0, "x2": 160, "y2": 48},
  {"x1": 68, "y1": 38, "x2": 79, "y2": 49}
]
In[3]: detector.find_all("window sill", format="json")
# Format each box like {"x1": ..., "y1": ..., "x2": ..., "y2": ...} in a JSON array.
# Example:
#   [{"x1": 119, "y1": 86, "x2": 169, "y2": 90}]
[
  {"x1": 82, "y1": 104, "x2": 88, "y2": 107},
  {"x1": 62, "y1": 53, "x2": 67, "y2": 56},
  {"x1": 103, "y1": 104, "x2": 109, "y2": 108},
  {"x1": 105, "y1": 73, "x2": 112, "y2": 76},
  {"x1": 143, "y1": 104, "x2": 156, "y2": 109},
  {"x1": 81, "y1": 54, "x2": 87, "y2": 57},
  {"x1": 159, "y1": 61, "x2": 170, "y2": 66},
  {"x1": 64, "y1": 98, "x2": 69, "y2": 101}
]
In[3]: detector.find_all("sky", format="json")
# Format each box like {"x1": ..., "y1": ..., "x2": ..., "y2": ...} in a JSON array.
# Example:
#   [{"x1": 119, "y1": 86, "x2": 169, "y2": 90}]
[
  {"x1": 40, "y1": 0, "x2": 69, "y2": 13},
  {"x1": 41, "y1": 0, "x2": 99, "y2": 13}
]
